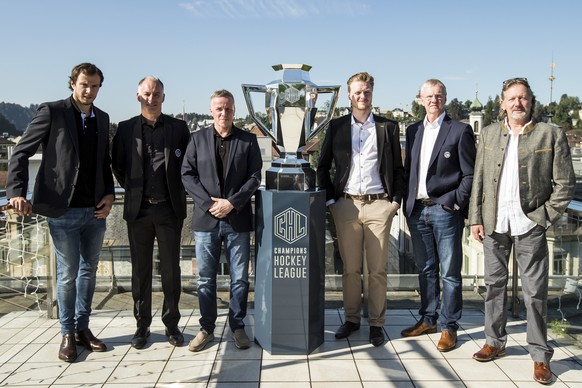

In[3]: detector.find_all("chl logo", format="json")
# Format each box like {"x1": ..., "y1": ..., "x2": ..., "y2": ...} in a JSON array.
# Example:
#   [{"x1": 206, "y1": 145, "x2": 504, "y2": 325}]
[
  {"x1": 280, "y1": 86, "x2": 301, "y2": 104},
  {"x1": 274, "y1": 207, "x2": 307, "y2": 244}
]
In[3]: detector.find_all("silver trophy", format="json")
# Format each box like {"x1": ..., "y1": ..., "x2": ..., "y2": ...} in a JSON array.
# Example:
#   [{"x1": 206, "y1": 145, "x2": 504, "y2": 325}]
[{"x1": 242, "y1": 64, "x2": 340, "y2": 191}]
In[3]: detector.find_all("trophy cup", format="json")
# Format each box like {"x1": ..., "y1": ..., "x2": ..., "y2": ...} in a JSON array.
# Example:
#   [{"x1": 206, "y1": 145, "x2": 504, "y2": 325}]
[
  {"x1": 245, "y1": 65, "x2": 341, "y2": 355},
  {"x1": 242, "y1": 64, "x2": 340, "y2": 191}
]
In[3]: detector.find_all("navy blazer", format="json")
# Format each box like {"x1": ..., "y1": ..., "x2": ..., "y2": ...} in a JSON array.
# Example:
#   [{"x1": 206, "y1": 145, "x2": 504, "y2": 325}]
[
  {"x1": 112, "y1": 114, "x2": 190, "y2": 221},
  {"x1": 6, "y1": 97, "x2": 114, "y2": 217},
  {"x1": 316, "y1": 114, "x2": 405, "y2": 204},
  {"x1": 403, "y1": 114, "x2": 476, "y2": 218},
  {"x1": 181, "y1": 125, "x2": 262, "y2": 232}
]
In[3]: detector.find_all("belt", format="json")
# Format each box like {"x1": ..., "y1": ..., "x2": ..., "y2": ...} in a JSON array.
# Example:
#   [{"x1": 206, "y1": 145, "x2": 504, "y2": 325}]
[
  {"x1": 143, "y1": 197, "x2": 168, "y2": 205},
  {"x1": 343, "y1": 193, "x2": 387, "y2": 201},
  {"x1": 417, "y1": 198, "x2": 437, "y2": 206}
]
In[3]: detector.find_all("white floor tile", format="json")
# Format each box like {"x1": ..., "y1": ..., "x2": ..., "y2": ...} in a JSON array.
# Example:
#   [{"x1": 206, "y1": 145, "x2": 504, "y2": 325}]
[
  {"x1": 400, "y1": 358, "x2": 460, "y2": 381},
  {"x1": 308, "y1": 359, "x2": 360, "y2": 381}
]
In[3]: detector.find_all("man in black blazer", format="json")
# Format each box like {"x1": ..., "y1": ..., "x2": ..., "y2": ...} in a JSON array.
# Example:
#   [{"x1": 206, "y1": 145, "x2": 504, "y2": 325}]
[
  {"x1": 7, "y1": 63, "x2": 114, "y2": 362},
  {"x1": 401, "y1": 79, "x2": 476, "y2": 352},
  {"x1": 182, "y1": 89, "x2": 262, "y2": 352},
  {"x1": 317, "y1": 72, "x2": 405, "y2": 347},
  {"x1": 112, "y1": 76, "x2": 190, "y2": 349}
]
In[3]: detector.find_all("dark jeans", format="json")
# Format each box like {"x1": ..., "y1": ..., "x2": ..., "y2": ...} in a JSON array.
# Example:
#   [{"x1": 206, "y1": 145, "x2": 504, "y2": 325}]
[
  {"x1": 48, "y1": 208, "x2": 106, "y2": 335},
  {"x1": 407, "y1": 202, "x2": 464, "y2": 332},
  {"x1": 194, "y1": 220, "x2": 250, "y2": 333}
]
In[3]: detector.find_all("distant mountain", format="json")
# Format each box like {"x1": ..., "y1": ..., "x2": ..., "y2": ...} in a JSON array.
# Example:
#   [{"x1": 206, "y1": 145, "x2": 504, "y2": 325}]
[
  {"x1": 0, "y1": 113, "x2": 18, "y2": 136},
  {"x1": 0, "y1": 102, "x2": 38, "y2": 133}
]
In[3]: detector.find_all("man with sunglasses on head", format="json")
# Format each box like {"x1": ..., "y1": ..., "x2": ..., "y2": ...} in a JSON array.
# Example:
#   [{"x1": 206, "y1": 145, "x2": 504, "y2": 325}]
[{"x1": 469, "y1": 77, "x2": 575, "y2": 385}]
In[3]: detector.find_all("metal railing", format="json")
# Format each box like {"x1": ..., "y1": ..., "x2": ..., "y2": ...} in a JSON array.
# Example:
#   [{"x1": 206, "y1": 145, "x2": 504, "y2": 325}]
[{"x1": 1, "y1": 198, "x2": 581, "y2": 321}]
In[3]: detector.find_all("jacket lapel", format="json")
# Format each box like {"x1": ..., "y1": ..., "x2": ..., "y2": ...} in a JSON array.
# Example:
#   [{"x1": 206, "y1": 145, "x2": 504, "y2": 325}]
[
  {"x1": 133, "y1": 118, "x2": 144, "y2": 161},
  {"x1": 428, "y1": 115, "x2": 452, "y2": 167},
  {"x1": 63, "y1": 99, "x2": 80, "y2": 157},
  {"x1": 410, "y1": 123, "x2": 425, "y2": 180},
  {"x1": 162, "y1": 116, "x2": 171, "y2": 171},
  {"x1": 225, "y1": 128, "x2": 239, "y2": 179},
  {"x1": 375, "y1": 118, "x2": 386, "y2": 162}
]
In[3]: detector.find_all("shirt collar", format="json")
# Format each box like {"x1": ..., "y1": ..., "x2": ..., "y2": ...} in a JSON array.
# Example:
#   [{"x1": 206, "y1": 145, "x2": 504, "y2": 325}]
[
  {"x1": 423, "y1": 111, "x2": 445, "y2": 130},
  {"x1": 70, "y1": 96, "x2": 94, "y2": 118},
  {"x1": 351, "y1": 112, "x2": 375, "y2": 127},
  {"x1": 140, "y1": 114, "x2": 164, "y2": 127},
  {"x1": 503, "y1": 117, "x2": 533, "y2": 135}
]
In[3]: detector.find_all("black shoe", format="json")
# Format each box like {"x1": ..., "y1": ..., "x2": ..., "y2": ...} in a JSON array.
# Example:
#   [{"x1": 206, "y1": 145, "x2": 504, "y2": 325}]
[
  {"x1": 131, "y1": 327, "x2": 150, "y2": 349},
  {"x1": 58, "y1": 333, "x2": 77, "y2": 362},
  {"x1": 75, "y1": 328, "x2": 106, "y2": 352},
  {"x1": 369, "y1": 326, "x2": 385, "y2": 347},
  {"x1": 165, "y1": 326, "x2": 184, "y2": 346},
  {"x1": 335, "y1": 321, "x2": 360, "y2": 339}
]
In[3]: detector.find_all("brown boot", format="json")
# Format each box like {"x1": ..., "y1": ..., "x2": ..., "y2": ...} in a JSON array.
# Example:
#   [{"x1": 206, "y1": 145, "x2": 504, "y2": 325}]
[
  {"x1": 401, "y1": 320, "x2": 437, "y2": 337},
  {"x1": 436, "y1": 330, "x2": 457, "y2": 352},
  {"x1": 533, "y1": 362, "x2": 552, "y2": 384}
]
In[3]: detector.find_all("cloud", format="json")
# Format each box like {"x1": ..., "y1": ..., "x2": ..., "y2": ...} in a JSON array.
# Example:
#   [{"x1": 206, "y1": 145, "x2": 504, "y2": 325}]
[{"x1": 178, "y1": 0, "x2": 369, "y2": 19}]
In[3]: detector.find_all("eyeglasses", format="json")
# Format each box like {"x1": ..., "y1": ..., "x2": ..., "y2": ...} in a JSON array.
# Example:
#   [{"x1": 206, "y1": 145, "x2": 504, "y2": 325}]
[
  {"x1": 502, "y1": 77, "x2": 529, "y2": 88},
  {"x1": 423, "y1": 94, "x2": 445, "y2": 101}
]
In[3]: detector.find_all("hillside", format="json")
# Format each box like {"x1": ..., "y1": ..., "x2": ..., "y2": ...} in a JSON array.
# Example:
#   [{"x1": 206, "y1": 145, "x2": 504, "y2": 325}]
[{"x1": 0, "y1": 102, "x2": 38, "y2": 133}]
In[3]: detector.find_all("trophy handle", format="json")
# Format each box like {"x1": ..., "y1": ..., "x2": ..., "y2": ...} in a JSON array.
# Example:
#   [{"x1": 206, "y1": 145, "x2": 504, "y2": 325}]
[
  {"x1": 306, "y1": 85, "x2": 341, "y2": 142},
  {"x1": 241, "y1": 84, "x2": 277, "y2": 143}
]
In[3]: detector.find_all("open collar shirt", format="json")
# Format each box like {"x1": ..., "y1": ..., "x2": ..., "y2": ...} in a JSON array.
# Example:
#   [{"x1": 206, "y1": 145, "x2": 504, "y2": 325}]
[
  {"x1": 416, "y1": 111, "x2": 445, "y2": 199},
  {"x1": 494, "y1": 118, "x2": 537, "y2": 236},
  {"x1": 344, "y1": 113, "x2": 384, "y2": 195}
]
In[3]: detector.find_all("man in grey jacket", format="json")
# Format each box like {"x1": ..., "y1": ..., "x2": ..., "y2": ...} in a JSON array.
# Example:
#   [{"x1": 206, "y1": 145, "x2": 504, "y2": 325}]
[{"x1": 468, "y1": 77, "x2": 575, "y2": 385}]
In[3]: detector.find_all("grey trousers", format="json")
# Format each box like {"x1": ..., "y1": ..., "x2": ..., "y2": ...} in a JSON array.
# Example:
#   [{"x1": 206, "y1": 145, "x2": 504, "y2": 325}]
[{"x1": 483, "y1": 225, "x2": 554, "y2": 363}]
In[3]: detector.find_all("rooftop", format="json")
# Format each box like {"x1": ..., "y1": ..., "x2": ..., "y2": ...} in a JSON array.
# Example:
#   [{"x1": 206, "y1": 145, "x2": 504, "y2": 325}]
[{"x1": 0, "y1": 291, "x2": 580, "y2": 387}]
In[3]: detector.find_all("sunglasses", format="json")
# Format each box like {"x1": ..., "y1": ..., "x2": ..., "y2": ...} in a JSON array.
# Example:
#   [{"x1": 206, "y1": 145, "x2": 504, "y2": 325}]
[{"x1": 502, "y1": 77, "x2": 529, "y2": 88}]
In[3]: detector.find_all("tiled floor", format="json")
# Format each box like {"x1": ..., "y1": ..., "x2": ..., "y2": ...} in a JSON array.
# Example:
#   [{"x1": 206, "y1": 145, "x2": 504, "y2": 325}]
[{"x1": 0, "y1": 307, "x2": 581, "y2": 387}]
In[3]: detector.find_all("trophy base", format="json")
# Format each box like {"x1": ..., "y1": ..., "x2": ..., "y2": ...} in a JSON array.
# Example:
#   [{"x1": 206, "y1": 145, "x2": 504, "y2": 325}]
[{"x1": 265, "y1": 166, "x2": 316, "y2": 191}]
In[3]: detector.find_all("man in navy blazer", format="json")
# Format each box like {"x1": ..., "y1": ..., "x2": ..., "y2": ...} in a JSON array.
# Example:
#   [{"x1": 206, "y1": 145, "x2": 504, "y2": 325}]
[
  {"x1": 182, "y1": 89, "x2": 262, "y2": 352},
  {"x1": 317, "y1": 72, "x2": 404, "y2": 347},
  {"x1": 7, "y1": 63, "x2": 114, "y2": 362},
  {"x1": 112, "y1": 76, "x2": 190, "y2": 349},
  {"x1": 401, "y1": 79, "x2": 476, "y2": 352}
]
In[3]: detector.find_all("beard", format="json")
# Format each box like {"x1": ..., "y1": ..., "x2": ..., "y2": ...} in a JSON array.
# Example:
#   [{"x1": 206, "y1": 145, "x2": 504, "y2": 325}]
[{"x1": 508, "y1": 110, "x2": 530, "y2": 122}]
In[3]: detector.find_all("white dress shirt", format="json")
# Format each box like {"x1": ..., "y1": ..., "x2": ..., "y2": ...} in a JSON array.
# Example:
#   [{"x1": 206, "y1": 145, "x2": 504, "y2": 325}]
[
  {"x1": 494, "y1": 119, "x2": 537, "y2": 236},
  {"x1": 344, "y1": 113, "x2": 384, "y2": 195},
  {"x1": 416, "y1": 112, "x2": 445, "y2": 200}
]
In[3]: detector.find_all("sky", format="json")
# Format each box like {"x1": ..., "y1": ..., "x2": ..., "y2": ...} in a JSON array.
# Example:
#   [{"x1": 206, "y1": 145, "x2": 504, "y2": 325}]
[{"x1": 0, "y1": 0, "x2": 580, "y2": 124}]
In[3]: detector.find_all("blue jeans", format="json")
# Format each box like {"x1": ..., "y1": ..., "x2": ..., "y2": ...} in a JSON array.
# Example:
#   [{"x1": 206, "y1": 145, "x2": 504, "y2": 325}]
[
  {"x1": 195, "y1": 220, "x2": 250, "y2": 333},
  {"x1": 407, "y1": 202, "x2": 464, "y2": 331},
  {"x1": 48, "y1": 208, "x2": 106, "y2": 335}
]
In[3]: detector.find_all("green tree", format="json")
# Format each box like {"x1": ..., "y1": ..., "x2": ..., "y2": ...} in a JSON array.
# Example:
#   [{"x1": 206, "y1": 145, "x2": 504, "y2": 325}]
[
  {"x1": 445, "y1": 98, "x2": 467, "y2": 121},
  {"x1": 411, "y1": 99, "x2": 425, "y2": 122},
  {"x1": 483, "y1": 96, "x2": 500, "y2": 126},
  {"x1": 552, "y1": 94, "x2": 580, "y2": 130}
]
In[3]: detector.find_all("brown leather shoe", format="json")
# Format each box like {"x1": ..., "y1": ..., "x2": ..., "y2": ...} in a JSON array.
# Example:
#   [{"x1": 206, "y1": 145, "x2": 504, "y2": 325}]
[
  {"x1": 58, "y1": 333, "x2": 77, "y2": 362},
  {"x1": 401, "y1": 320, "x2": 437, "y2": 337},
  {"x1": 75, "y1": 328, "x2": 106, "y2": 352},
  {"x1": 437, "y1": 330, "x2": 457, "y2": 352},
  {"x1": 533, "y1": 362, "x2": 552, "y2": 384},
  {"x1": 472, "y1": 344, "x2": 506, "y2": 362}
]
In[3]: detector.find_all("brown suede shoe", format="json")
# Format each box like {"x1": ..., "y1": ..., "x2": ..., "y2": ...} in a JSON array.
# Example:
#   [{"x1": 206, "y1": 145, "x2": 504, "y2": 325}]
[
  {"x1": 58, "y1": 333, "x2": 77, "y2": 362},
  {"x1": 436, "y1": 330, "x2": 457, "y2": 352},
  {"x1": 76, "y1": 328, "x2": 106, "y2": 352},
  {"x1": 533, "y1": 362, "x2": 552, "y2": 384},
  {"x1": 401, "y1": 320, "x2": 437, "y2": 337},
  {"x1": 472, "y1": 344, "x2": 506, "y2": 362}
]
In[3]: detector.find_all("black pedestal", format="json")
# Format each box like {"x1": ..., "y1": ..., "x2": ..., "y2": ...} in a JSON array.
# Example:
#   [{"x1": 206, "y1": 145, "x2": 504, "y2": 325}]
[{"x1": 254, "y1": 189, "x2": 326, "y2": 354}]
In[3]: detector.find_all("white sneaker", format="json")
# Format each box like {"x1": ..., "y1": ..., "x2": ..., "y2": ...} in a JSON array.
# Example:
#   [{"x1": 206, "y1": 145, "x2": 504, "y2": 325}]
[
  {"x1": 232, "y1": 328, "x2": 250, "y2": 349},
  {"x1": 188, "y1": 329, "x2": 214, "y2": 352}
]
